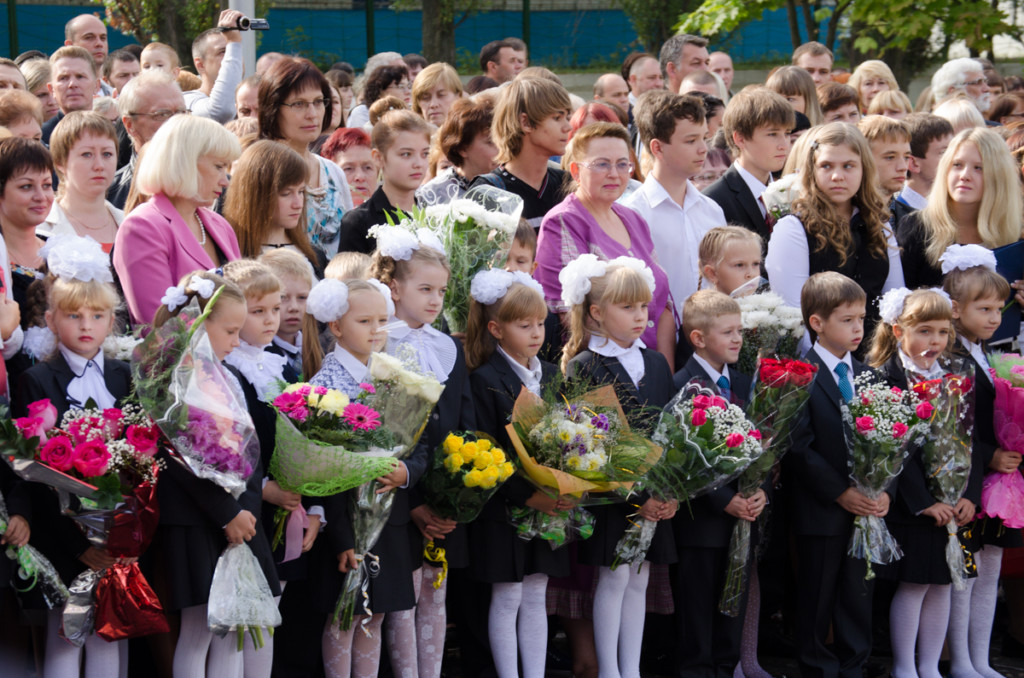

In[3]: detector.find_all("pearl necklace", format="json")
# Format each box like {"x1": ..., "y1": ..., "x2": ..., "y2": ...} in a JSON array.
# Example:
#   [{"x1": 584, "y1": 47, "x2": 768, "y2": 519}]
[{"x1": 194, "y1": 210, "x2": 207, "y2": 246}]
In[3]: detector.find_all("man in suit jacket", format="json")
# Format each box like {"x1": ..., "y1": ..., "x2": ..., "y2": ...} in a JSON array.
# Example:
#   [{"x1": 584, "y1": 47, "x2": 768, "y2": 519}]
[{"x1": 703, "y1": 88, "x2": 795, "y2": 246}]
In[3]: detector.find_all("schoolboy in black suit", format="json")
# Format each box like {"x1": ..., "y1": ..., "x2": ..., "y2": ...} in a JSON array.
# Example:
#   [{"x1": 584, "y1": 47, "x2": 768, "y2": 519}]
[
  {"x1": 786, "y1": 272, "x2": 889, "y2": 678},
  {"x1": 671, "y1": 290, "x2": 760, "y2": 678},
  {"x1": 703, "y1": 88, "x2": 795, "y2": 247}
]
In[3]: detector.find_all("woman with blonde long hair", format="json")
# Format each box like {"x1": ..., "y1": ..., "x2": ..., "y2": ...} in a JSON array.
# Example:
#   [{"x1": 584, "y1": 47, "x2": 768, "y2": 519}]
[{"x1": 897, "y1": 127, "x2": 1023, "y2": 288}]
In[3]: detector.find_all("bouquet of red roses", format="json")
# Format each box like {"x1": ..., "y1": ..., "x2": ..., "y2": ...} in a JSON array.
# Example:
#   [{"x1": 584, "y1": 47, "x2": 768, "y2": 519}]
[
  {"x1": 0, "y1": 399, "x2": 167, "y2": 643},
  {"x1": 719, "y1": 354, "x2": 817, "y2": 615}
]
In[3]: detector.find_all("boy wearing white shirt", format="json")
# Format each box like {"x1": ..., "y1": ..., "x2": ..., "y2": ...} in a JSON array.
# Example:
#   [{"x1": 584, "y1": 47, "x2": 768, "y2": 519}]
[{"x1": 895, "y1": 114, "x2": 954, "y2": 218}]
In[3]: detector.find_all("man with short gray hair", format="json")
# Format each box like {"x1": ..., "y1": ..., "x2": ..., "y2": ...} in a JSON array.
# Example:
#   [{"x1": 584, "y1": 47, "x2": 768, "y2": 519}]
[
  {"x1": 931, "y1": 57, "x2": 991, "y2": 113},
  {"x1": 107, "y1": 70, "x2": 186, "y2": 209},
  {"x1": 659, "y1": 34, "x2": 709, "y2": 96}
]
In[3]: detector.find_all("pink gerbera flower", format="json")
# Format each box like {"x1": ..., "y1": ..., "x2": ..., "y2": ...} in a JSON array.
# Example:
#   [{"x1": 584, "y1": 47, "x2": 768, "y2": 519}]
[{"x1": 342, "y1": 403, "x2": 382, "y2": 431}]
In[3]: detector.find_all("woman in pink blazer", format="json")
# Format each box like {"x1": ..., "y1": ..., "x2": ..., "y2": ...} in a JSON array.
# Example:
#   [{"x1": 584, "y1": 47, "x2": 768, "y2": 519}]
[{"x1": 113, "y1": 114, "x2": 242, "y2": 325}]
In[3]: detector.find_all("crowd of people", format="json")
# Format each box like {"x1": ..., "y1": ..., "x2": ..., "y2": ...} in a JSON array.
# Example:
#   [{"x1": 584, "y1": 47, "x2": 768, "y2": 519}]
[{"x1": 2, "y1": 9, "x2": 1024, "y2": 678}]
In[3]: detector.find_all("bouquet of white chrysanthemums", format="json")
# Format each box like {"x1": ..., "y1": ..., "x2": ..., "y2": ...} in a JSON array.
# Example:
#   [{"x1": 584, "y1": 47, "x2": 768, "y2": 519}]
[{"x1": 734, "y1": 291, "x2": 805, "y2": 374}]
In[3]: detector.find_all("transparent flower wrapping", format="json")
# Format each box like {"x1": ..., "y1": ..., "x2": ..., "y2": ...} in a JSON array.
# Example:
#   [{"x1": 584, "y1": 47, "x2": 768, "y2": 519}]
[
  {"x1": 910, "y1": 365, "x2": 975, "y2": 589},
  {"x1": 719, "y1": 353, "x2": 818, "y2": 616},
  {"x1": 424, "y1": 187, "x2": 522, "y2": 333},
  {"x1": 0, "y1": 489, "x2": 67, "y2": 609},
  {"x1": 843, "y1": 373, "x2": 929, "y2": 578},
  {"x1": 133, "y1": 297, "x2": 259, "y2": 499},
  {"x1": 638, "y1": 384, "x2": 764, "y2": 571},
  {"x1": 207, "y1": 542, "x2": 282, "y2": 650},
  {"x1": 734, "y1": 292, "x2": 805, "y2": 374}
]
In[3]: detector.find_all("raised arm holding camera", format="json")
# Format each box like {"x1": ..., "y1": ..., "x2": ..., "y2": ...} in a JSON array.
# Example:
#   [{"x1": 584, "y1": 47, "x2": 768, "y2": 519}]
[{"x1": 184, "y1": 9, "x2": 246, "y2": 124}]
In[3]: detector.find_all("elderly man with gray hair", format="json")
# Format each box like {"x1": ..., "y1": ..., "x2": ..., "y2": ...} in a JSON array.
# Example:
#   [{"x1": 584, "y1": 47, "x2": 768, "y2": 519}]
[
  {"x1": 107, "y1": 70, "x2": 185, "y2": 209},
  {"x1": 659, "y1": 34, "x2": 709, "y2": 96},
  {"x1": 931, "y1": 57, "x2": 991, "y2": 113}
]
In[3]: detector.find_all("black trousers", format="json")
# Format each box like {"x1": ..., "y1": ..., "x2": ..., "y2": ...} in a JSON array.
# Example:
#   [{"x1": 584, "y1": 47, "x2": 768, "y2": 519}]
[
  {"x1": 795, "y1": 534, "x2": 874, "y2": 678},
  {"x1": 674, "y1": 545, "x2": 744, "y2": 678}
]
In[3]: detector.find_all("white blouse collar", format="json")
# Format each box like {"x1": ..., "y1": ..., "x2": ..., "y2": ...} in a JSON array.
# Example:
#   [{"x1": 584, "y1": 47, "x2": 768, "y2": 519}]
[
  {"x1": 387, "y1": 319, "x2": 457, "y2": 383},
  {"x1": 588, "y1": 335, "x2": 645, "y2": 388},
  {"x1": 59, "y1": 343, "x2": 115, "y2": 410},
  {"x1": 497, "y1": 345, "x2": 543, "y2": 397},
  {"x1": 333, "y1": 343, "x2": 370, "y2": 385}
]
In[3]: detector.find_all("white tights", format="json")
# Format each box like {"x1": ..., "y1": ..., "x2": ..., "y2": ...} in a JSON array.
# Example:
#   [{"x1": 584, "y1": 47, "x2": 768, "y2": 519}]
[
  {"x1": 240, "y1": 595, "x2": 279, "y2": 678},
  {"x1": 592, "y1": 563, "x2": 649, "y2": 678},
  {"x1": 889, "y1": 582, "x2": 950, "y2": 678},
  {"x1": 172, "y1": 604, "x2": 243, "y2": 678},
  {"x1": 488, "y1": 573, "x2": 549, "y2": 678},
  {"x1": 385, "y1": 565, "x2": 447, "y2": 678},
  {"x1": 949, "y1": 546, "x2": 1006, "y2": 678},
  {"x1": 322, "y1": 613, "x2": 385, "y2": 678},
  {"x1": 44, "y1": 608, "x2": 124, "y2": 678}
]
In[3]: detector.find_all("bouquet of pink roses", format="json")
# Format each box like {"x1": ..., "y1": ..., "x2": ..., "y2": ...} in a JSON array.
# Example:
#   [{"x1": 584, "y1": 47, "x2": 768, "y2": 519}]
[{"x1": 980, "y1": 353, "x2": 1024, "y2": 529}]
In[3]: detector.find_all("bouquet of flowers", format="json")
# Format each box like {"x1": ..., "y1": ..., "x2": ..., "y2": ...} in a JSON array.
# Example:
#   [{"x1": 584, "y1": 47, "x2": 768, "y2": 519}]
[
  {"x1": 719, "y1": 354, "x2": 817, "y2": 615},
  {"x1": 641, "y1": 384, "x2": 764, "y2": 570},
  {"x1": 423, "y1": 186, "x2": 522, "y2": 332},
  {"x1": 761, "y1": 172, "x2": 801, "y2": 222},
  {"x1": 911, "y1": 367, "x2": 975, "y2": 589},
  {"x1": 734, "y1": 291, "x2": 805, "y2": 374},
  {"x1": 133, "y1": 290, "x2": 277, "y2": 645},
  {"x1": 419, "y1": 432, "x2": 516, "y2": 585},
  {"x1": 269, "y1": 381, "x2": 403, "y2": 557},
  {"x1": 980, "y1": 353, "x2": 1024, "y2": 529},
  {"x1": 843, "y1": 373, "x2": 930, "y2": 578},
  {"x1": 0, "y1": 399, "x2": 167, "y2": 642},
  {"x1": 504, "y1": 385, "x2": 662, "y2": 550},
  {"x1": 332, "y1": 350, "x2": 443, "y2": 633}
]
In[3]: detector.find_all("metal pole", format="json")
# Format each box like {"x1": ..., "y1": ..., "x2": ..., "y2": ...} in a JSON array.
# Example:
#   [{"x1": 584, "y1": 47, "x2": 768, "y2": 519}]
[
  {"x1": 522, "y1": 0, "x2": 530, "y2": 48},
  {"x1": 7, "y1": 0, "x2": 17, "y2": 59},
  {"x1": 228, "y1": 0, "x2": 255, "y2": 77},
  {"x1": 366, "y1": 0, "x2": 375, "y2": 58}
]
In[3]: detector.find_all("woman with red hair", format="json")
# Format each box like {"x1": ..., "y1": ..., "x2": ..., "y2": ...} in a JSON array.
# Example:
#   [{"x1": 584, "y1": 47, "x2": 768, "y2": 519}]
[{"x1": 321, "y1": 127, "x2": 377, "y2": 206}]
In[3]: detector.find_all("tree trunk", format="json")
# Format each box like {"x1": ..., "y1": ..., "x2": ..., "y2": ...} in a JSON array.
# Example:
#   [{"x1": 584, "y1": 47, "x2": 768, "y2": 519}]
[
  {"x1": 158, "y1": 0, "x2": 192, "y2": 71},
  {"x1": 422, "y1": 0, "x2": 456, "y2": 65},
  {"x1": 799, "y1": 0, "x2": 817, "y2": 41},
  {"x1": 785, "y1": 0, "x2": 802, "y2": 50}
]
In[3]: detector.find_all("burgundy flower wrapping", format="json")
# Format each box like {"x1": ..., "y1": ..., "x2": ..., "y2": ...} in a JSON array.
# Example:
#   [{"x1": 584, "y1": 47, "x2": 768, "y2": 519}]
[{"x1": 94, "y1": 563, "x2": 169, "y2": 641}]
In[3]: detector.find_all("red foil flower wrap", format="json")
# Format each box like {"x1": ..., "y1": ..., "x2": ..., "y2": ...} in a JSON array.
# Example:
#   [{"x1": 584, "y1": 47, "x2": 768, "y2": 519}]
[{"x1": 94, "y1": 563, "x2": 169, "y2": 641}]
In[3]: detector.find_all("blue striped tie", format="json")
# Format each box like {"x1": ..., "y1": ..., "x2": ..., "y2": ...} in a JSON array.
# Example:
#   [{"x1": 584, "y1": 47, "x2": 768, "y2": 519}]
[
  {"x1": 835, "y1": 362, "x2": 854, "y2": 403},
  {"x1": 716, "y1": 375, "x2": 731, "y2": 401}
]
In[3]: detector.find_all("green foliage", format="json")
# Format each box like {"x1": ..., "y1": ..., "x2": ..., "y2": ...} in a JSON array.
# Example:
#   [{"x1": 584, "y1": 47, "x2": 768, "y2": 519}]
[
  {"x1": 676, "y1": 0, "x2": 783, "y2": 39},
  {"x1": 618, "y1": 0, "x2": 700, "y2": 53}
]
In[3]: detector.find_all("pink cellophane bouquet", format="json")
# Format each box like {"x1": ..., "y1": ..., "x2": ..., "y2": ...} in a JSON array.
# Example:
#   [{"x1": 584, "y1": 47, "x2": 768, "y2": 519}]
[{"x1": 982, "y1": 353, "x2": 1024, "y2": 528}]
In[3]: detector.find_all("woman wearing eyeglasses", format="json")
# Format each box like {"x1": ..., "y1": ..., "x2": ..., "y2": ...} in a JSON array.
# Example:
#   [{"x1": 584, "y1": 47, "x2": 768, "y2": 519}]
[
  {"x1": 258, "y1": 57, "x2": 354, "y2": 259},
  {"x1": 535, "y1": 122, "x2": 676, "y2": 366}
]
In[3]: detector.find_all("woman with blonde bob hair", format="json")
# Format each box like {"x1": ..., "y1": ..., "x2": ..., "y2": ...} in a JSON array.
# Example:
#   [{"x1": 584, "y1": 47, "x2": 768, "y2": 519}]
[
  {"x1": 766, "y1": 122, "x2": 903, "y2": 341},
  {"x1": 849, "y1": 60, "x2": 900, "y2": 112},
  {"x1": 113, "y1": 114, "x2": 243, "y2": 324},
  {"x1": 766, "y1": 65, "x2": 823, "y2": 126},
  {"x1": 411, "y1": 62, "x2": 463, "y2": 127},
  {"x1": 897, "y1": 127, "x2": 1023, "y2": 288}
]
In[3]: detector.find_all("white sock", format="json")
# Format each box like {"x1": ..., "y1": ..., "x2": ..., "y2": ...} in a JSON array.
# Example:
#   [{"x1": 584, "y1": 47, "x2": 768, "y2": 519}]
[
  {"x1": 617, "y1": 563, "x2": 649, "y2": 678},
  {"x1": 44, "y1": 607, "x2": 123, "y2": 678},
  {"x1": 518, "y1": 574, "x2": 549, "y2": 678},
  {"x1": 916, "y1": 584, "x2": 951, "y2": 678},
  {"x1": 490, "y1": 582, "x2": 523, "y2": 678},
  {"x1": 950, "y1": 577, "x2": 984, "y2": 678},
  {"x1": 890, "y1": 582, "x2": 927, "y2": 678},
  {"x1": 416, "y1": 565, "x2": 446, "y2": 678},
  {"x1": 241, "y1": 595, "x2": 278, "y2": 678},
  {"x1": 173, "y1": 604, "x2": 243, "y2": 678},
  {"x1": 593, "y1": 566, "x2": 629, "y2": 678},
  {"x1": 970, "y1": 547, "x2": 1006, "y2": 678}
]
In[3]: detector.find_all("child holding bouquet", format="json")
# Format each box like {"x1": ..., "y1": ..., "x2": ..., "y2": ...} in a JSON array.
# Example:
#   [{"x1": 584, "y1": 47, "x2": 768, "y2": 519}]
[
  {"x1": 671, "y1": 289, "x2": 761, "y2": 678},
  {"x1": 942, "y1": 245, "x2": 1020, "y2": 678},
  {"x1": 561, "y1": 254, "x2": 677, "y2": 678},
  {"x1": 371, "y1": 225, "x2": 476, "y2": 678},
  {"x1": 465, "y1": 268, "x2": 570, "y2": 678},
  {"x1": 786, "y1": 272, "x2": 884, "y2": 678},
  {"x1": 146, "y1": 271, "x2": 280, "y2": 678},
  {"x1": 301, "y1": 275, "x2": 397, "y2": 678},
  {"x1": 14, "y1": 235, "x2": 132, "y2": 677},
  {"x1": 866, "y1": 287, "x2": 973, "y2": 678}
]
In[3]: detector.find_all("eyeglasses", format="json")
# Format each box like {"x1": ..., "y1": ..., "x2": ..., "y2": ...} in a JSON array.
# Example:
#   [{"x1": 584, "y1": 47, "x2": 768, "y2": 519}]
[
  {"x1": 281, "y1": 98, "x2": 328, "y2": 111},
  {"x1": 129, "y1": 108, "x2": 188, "y2": 120},
  {"x1": 693, "y1": 172, "x2": 726, "y2": 184},
  {"x1": 579, "y1": 160, "x2": 634, "y2": 175},
  {"x1": 964, "y1": 78, "x2": 987, "y2": 87},
  {"x1": 386, "y1": 81, "x2": 412, "y2": 92}
]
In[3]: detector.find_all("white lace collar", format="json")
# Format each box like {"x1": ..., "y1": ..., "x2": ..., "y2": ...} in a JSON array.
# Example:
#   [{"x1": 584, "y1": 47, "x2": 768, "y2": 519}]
[
  {"x1": 387, "y1": 319, "x2": 457, "y2": 383},
  {"x1": 898, "y1": 347, "x2": 945, "y2": 381},
  {"x1": 588, "y1": 335, "x2": 645, "y2": 388},
  {"x1": 225, "y1": 340, "x2": 289, "y2": 402}
]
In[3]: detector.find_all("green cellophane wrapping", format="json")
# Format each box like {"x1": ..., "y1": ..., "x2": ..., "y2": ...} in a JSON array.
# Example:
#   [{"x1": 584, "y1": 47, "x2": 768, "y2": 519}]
[{"x1": 269, "y1": 414, "x2": 400, "y2": 497}]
